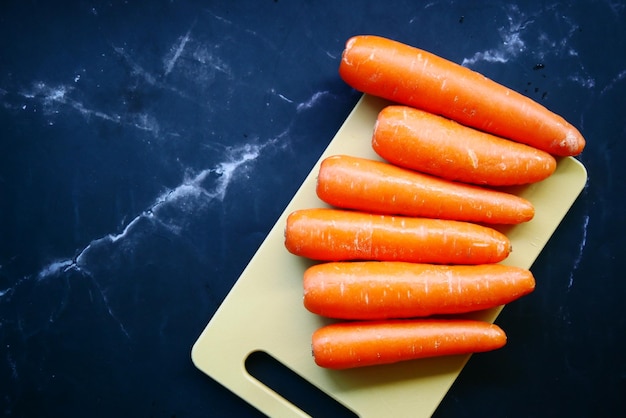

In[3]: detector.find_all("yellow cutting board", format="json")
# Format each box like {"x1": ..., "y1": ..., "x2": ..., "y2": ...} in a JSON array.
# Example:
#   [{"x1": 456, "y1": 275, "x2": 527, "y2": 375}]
[{"x1": 191, "y1": 94, "x2": 588, "y2": 417}]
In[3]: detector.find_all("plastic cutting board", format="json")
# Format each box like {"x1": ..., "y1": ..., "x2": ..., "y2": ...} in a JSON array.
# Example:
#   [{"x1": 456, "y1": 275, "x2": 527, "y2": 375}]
[{"x1": 191, "y1": 94, "x2": 588, "y2": 417}]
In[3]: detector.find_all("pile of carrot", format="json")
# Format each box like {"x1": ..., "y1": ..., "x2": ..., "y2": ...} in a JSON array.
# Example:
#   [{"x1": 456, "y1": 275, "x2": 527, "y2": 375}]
[{"x1": 283, "y1": 35, "x2": 585, "y2": 370}]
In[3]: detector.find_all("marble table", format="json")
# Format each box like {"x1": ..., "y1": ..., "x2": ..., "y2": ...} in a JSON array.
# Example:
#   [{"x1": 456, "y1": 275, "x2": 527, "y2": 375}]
[{"x1": 1, "y1": 1, "x2": 624, "y2": 416}]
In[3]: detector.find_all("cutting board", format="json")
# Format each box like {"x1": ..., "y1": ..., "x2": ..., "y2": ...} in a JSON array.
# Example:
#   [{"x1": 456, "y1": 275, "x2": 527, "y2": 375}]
[{"x1": 191, "y1": 94, "x2": 588, "y2": 417}]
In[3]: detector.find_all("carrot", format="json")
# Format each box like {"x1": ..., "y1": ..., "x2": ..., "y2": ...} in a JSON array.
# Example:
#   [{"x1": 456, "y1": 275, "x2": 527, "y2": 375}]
[
  {"x1": 312, "y1": 319, "x2": 507, "y2": 369},
  {"x1": 339, "y1": 35, "x2": 585, "y2": 157},
  {"x1": 317, "y1": 154, "x2": 535, "y2": 223},
  {"x1": 303, "y1": 261, "x2": 535, "y2": 320},
  {"x1": 284, "y1": 208, "x2": 511, "y2": 265},
  {"x1": 372, "y1": 106, "x2": 557, "y2": 186}
]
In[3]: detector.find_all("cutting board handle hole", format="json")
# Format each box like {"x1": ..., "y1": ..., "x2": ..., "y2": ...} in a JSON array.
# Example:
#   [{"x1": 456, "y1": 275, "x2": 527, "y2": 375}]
[{"x1": 245, "y1": 350, "x2": 358, "y2": 417}]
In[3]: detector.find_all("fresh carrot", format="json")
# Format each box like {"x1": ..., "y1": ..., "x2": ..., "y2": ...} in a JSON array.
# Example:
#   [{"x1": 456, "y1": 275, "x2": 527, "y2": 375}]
[
  {"x1": 303, "y1": 261, "x2": 535, "y2": 320},
  {"x1": 372, "y1": 106, "x2": 557, "y2": 186},
  {"x1": 339, "y1": 35, "x2": 585, "y2": 157},
  {"x1": 312, "y1": 318, "x2": 506, "y2": 369},
  {"x1": 317, "y1": 154, "x2": 535, "y2": 223},
  {"x1": 284, "y1": 208, "x2": 511, "y2": 265}
]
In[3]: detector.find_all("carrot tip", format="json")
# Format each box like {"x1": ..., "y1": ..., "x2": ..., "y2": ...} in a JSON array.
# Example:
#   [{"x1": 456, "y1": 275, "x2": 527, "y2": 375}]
[{"x1": 564, "y1": 129, "x2": 586, "y2": 156}]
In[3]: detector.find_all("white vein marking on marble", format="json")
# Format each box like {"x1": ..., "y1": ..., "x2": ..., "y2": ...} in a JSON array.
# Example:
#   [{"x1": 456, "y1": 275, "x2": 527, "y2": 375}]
[
  {"x1": 113, "y1": 36, "x2": 235, "y2": 103},
  {"x1": 20, "y1": 82, "x2": 120, "y2": 121},
  {"x1": 18, "y1": 81, "x2": 167, "y2": 136},
  {"x1": 206, "y1": 11, "x2": 233, "y2": 25},
  {"x1": 111, "y1": 45, "x2": 190, "y2": 100},
  {"x1": 129, "y1": 112, "x2": 161, "y2": 137},
  {"x1": 37, "y1": 260, "x2": 75, "y2": 280},
  {"x1": 4, "y1": 20, "x2": 235, "y2": 124},
  {"x1": 462, "y1": 4, "x2": 531, "y2": 66},
  {"x1": 324, "y1": 50, "x2": 338, "y2": 60},
  {"x1": 84, "y1": 268, "x2": 131, "y2": 339},
  {"x1": 1, "y1": 141, "x2": 272, "y2": 339},
  {"x1": 460, "y1": 3, "x2": 592, "y2": 70},
  {"x1": 567, "y1": 74, "x2": 596, "y2": 89},
  {"x1": 18, "y1": 257, "x2": 132, "y2": 338},
  {"x1": 190, "y1": 45, "x2": 231, "y2": 76},
  {"x1": 272, "y1": 88, "x2": 294, "y2": 104},
  {"x1": 600, "y1": 68, "x2": 626, "y2": 96},
  {"x1": 204, "y1": 9, "x2": 278, "y2": 52},
  {"x1": 69, "y1": 141, "x2": 266, "y2": 267},
  {"x1": 422, "y1": 1, "x2": 436, "y2": 10},
  {"x1": 296, "y1": 90, "x2": 332, "y2": 112},
  {"x1": 164, "y1": 25, "x2": 194, "y2": 76},
  {"x1": 607, "y1": 0, "x2": 626, "y2": 16},
  {"x1": 113, "y1": 46, "x2": 158, "y2": 85},
  {"x1": 567, "y1": 213, "x2": 590, "y2": 291},
  {"x1": 0, "y1": 273, "x2": 23, "y2": 300},
  {"x1": 108, "y1": 143, "x2": 262, "y2": 263},
  {"x1": 536, "y1": 14, "x2": 596, "y2": 90},
  {"x1": 2, "y1": 345, "x2": 19, "y2": 384}
]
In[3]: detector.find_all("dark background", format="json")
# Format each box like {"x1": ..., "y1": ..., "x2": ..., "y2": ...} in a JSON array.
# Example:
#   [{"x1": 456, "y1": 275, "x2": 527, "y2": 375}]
[{"x1": 1, "y1": 1, "x2": 624, "y2": 417}]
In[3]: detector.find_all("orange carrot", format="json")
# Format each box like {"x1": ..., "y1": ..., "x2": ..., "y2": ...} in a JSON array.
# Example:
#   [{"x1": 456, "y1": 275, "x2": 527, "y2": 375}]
[
  {"x1": 303, "y1": 261, "x2": 535, "y2": 320},
  {"x1": 339, "y1": 35, "x2": 585, "y2": 157},
  {"x1": 312, "y1": 319, "x2": 507, "y2": 369},
  {"x1": 284, "y1": 208, "x2": 511, "y2": 265},
  {"x1": 372, "y1": 106, "x2": 557, "y2": 186},
  {"x1": 317, "y1": 154, "x2": 535, "y2": 223}
]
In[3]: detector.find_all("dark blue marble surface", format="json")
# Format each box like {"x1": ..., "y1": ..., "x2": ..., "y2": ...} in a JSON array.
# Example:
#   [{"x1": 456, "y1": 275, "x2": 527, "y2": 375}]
[{"x1": 1, "y1": 1, "x2": 625, "y2": 416}]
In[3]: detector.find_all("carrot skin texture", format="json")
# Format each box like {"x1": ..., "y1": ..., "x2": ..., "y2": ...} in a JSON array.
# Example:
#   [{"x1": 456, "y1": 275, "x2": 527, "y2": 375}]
[
  {"x1": 284, "y1": 208, "x2": 511, "y2": 265},
  {"x1": 372, "y1": 106, "x2": 557, "y2": 186},
  {"x1": 339, "y1": 35, "x2": 585, "y2": 157},
  {"x1": 303, "y1": 261, "x2": 536, "y2": 320},
  {"x1": 317, "y1": 154, "x2": 535, "y2": 224},
  {"x1": 312, "y1": 319, "x2": 507, "y2": 369}
]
